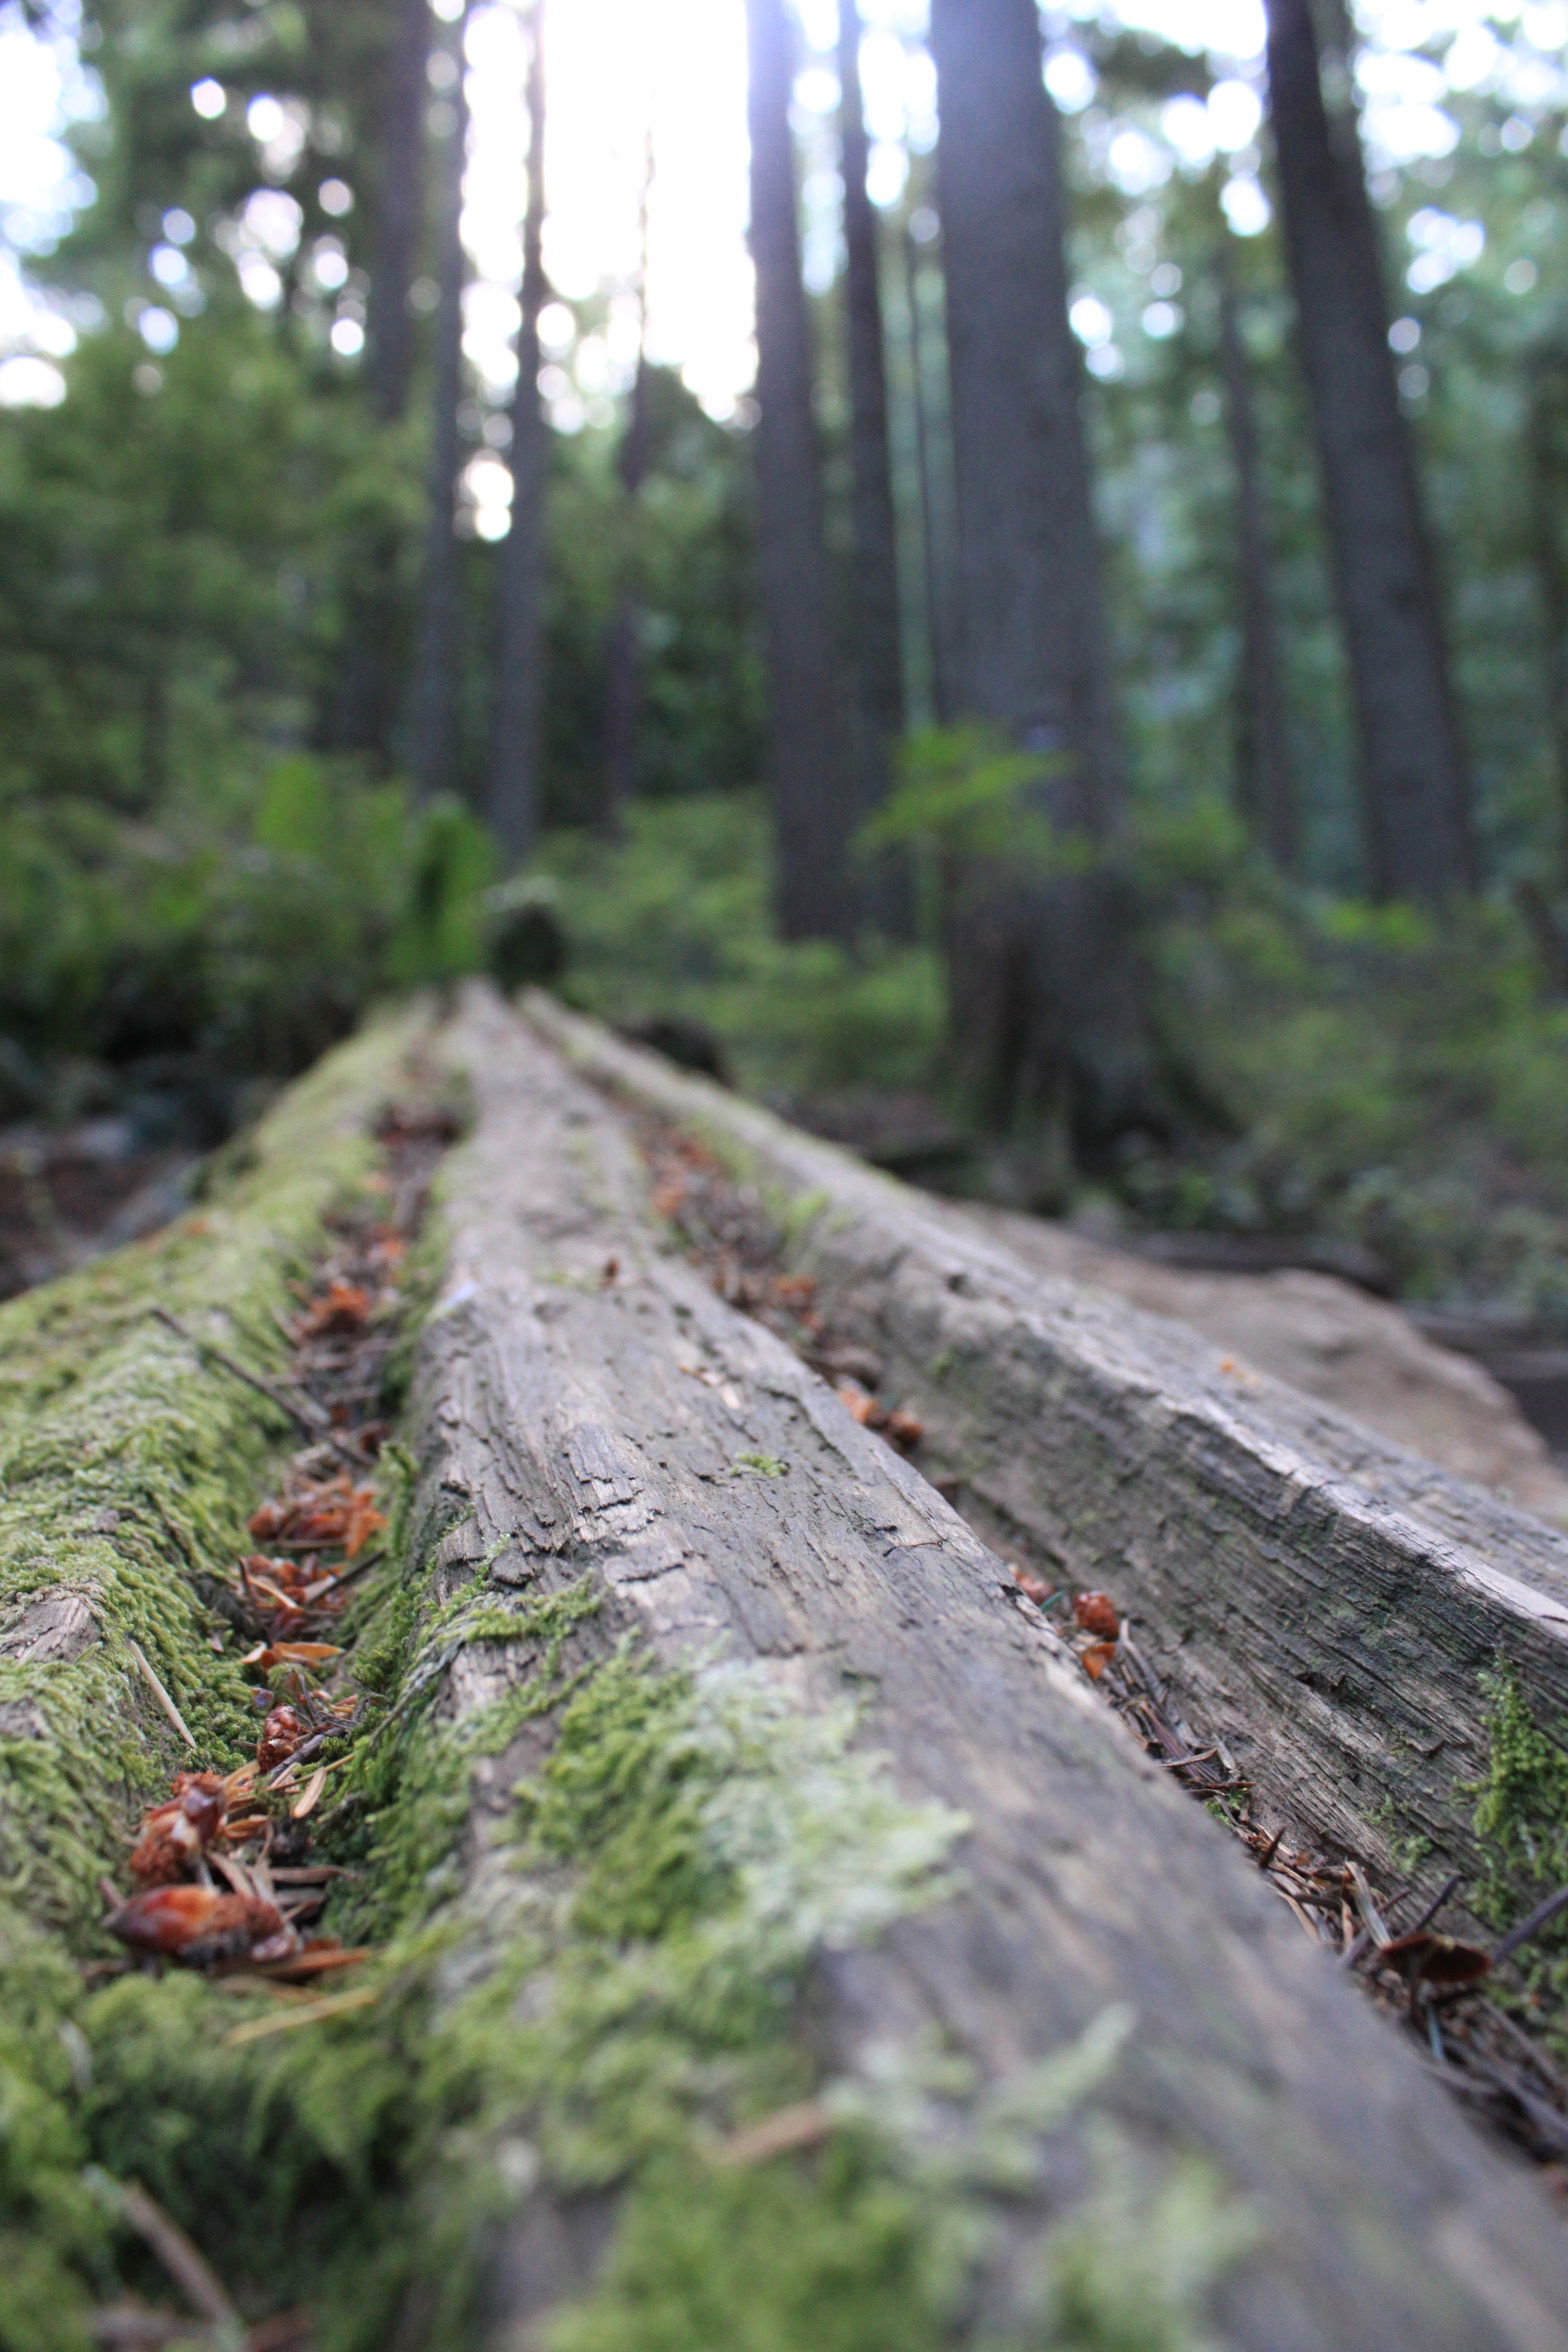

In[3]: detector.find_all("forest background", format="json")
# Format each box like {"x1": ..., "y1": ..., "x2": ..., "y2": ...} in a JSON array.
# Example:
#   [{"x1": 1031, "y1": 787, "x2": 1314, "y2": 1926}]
[{"x1": 4, "y1": 0, "x2": 1568, "y2": 1331}]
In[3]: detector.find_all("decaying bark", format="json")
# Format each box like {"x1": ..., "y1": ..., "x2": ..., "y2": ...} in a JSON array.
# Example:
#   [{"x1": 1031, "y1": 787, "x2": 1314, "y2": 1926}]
[
  {"x1": 529, "y1": 998, "x2": 1568, "y2": 1939},
  {"x1": 412, "y1": 987, "x2": 1568, "y2": 2349}
]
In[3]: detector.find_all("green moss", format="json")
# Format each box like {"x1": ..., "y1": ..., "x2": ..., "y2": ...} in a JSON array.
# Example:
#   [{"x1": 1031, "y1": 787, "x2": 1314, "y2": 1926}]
[
  {"x1": 1471, "y1": 1669, "x2": 1568, "y2": 2024},
  {"x1": 0, "y1": 1007, "x2": 424, "y2": 1941},
  {"x1": 1037, "y1": 2135, "x2": 1256, "y2": 2352},
  {"x1": 546, "y1": 2140, "x2": 956, "y2": 2352}
]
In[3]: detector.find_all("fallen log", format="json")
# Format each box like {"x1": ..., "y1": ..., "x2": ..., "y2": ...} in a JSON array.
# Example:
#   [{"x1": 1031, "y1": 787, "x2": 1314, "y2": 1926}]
[
  {"x1": 7, "y1": 989, "x2": 1568, "y2": 2349},
  {"x1": 389, "y1": 987, "x2": 1568, "y2": 2350},
  {"x1": 529, "y1": 994, "x2": 1568, "y2": 1952},
  {"x1": 0, "y1": 1007, "x2": 424, "y2": 1938}
]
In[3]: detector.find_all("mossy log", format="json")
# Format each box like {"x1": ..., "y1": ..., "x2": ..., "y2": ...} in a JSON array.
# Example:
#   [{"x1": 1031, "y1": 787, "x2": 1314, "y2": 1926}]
[
  {"x1": 530, "y1": 994, "x2": 1568, "y2": 1946},
  {"x1": 402, "y1": 988, "x2": 1568, "y2": 2351},
  {"x1": 9, "y1": 988, "x2": 1568, "y2": 2349},
  {"x1": 0, "y1": 1008, "x2": 422, "y2": 1940}
]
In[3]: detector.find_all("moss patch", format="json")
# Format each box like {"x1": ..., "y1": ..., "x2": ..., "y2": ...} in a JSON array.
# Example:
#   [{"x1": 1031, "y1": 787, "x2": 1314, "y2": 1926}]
[
  {"x1": 0, "y1": 1009, "x2": 424, "y2": 1942},
  {"x1": 1472, "y1": 1668, "x2": 1568, "y2": 2031}
]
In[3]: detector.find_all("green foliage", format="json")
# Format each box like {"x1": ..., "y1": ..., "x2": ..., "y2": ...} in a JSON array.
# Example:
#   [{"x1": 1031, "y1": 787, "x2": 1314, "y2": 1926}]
[
  {"x1": 541, "y1": 372, "x2": 762, "y2": 823},
  {"x1": 862, "y1": 724, "x2": 1067, "y2": 865},
  {"x1": 0, "y1": 314, "x2": 406, "y2": 822},
  {"x1": 541, "y1": 794, "x2": 945, "y2": 1098},
  {"x1": 0, "y1": 755, "x2": 491, "y2": 1092},
  {"x1": 1122, "y1": 822, "x2": 1568, "y2": 1314}
]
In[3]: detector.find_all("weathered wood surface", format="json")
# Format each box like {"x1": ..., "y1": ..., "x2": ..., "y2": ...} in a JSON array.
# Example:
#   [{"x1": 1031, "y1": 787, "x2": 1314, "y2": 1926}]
[
  {"x1": 417, "y1": 987, "x2": 1568, "y2": 2351},
  {"x1": 527, "y1": 995, "x2": 1568, "y2": 1937},
  {"x1": 962, "y1": 1201, "x2": 1568, "y2": 1529}
]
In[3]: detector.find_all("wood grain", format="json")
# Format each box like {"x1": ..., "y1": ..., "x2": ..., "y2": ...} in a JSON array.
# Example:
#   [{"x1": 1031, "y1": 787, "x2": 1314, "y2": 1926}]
[
  {"x1": 409, "y1": 988, "x2": 1568, "y2": 2350},
  {"x1": 529, "y1": 994, "x2": 1568, "y2": 1931}
]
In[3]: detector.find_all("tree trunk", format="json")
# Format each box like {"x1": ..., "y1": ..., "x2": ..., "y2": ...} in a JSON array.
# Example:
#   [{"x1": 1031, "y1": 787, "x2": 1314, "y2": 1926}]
[
  {"x1": 745, "y1": 0, "x2": 860, "y2": 943},
  {"x1": 407, "y1": 8, "x2": 471, "y2": 805},
  {"x1": 1263, "y1": 0, "x2": 1474, "y2": 902},
  {"x1": 1527, "y1": 351, "x2": 1568, "y2": 881},
  {"x1": 600, "y1": 140, "x2": 654, "y2": 840},
  {"x1": 364, "y1": 0, "x2": 433, "y2": 425},
  {"x1": 1216, "y1": 236, "x2": 1297, "y2": 869},
  {"x1": 837, "y1": 0, "x2": 912, "y2": 936},
  {"x1": 488, "y1": 0, "x2": 549, "y2": 867},
  {"x1": 901, "y1": 216, "x2": 954, "y2": 725},
  {"x1": 327, "y1": 0, "x2": 432, "y2": 765},
  {"x1": 928, "y1": 0, "x2": 1160, "y2": 1164}
]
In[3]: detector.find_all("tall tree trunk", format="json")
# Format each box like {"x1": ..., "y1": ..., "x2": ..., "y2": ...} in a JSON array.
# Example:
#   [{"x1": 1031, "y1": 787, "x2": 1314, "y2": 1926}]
[
  {"x1": 408, "y1": 8, "x2": 471, "y2": 804},
  {"x1": 928, "y1": 0, "x2": 1160, "y2": 1166},
  {"x1": 1527, "y1": 350, "x2": 1568, "y2": 881},
  {"x1": 365, "y1": 0, "x2": 433, "y2": 425},
  {"x1": 745, "y1": 0, "x2": 860, "y2": 944},
  {"x1": 837, "y1": 0, "x2": 912, "y2": 935},
  {"x1": 1263, "y1": 0, "x2": 1474, "y2": 902},
  {"x1": 488, "y1": 0, "x2": 549, "y2": 867},
  {"x1": 600, "y1": 137, "x2": 654, "y2": 840},
  {"x1": 326, "y1": 0, "x2": 431, "y2": 765},
  {"x1": 1215, "y1": 235, "x2": 1297, "y2": 870},
  {"x1": 901, "y1": 216, "x2": 953, "y2": 725}
]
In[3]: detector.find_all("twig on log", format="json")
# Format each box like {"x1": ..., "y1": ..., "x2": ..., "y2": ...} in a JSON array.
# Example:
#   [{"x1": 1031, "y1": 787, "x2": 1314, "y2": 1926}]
[
  {"x1": 1407, "y1": 1873, "x2": 1466, "y2": 1940},
  {"x1": 1492, "y1": 1881, "x2": 1568, "y2": 1969},
  {"x1": 149, "y1": 1306, "x2": 362, "y2": 1469},
  {"x1": 116, "y1": 2180, "x2": 242, "y2": 2336}
]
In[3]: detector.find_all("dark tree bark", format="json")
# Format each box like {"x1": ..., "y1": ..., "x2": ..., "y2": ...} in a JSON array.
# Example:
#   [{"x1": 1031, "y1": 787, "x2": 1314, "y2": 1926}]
[
  {"x1": 745, "y1": 0, "x2": 860, "y2": 943},
  {"x1": 1527, "y1": 351, "x2": 1568, "y2": 879},
  {"x1": 325, "y1": 0, "x2": 432, "y2": 765},
  {"x1": 599, "y1": 361, "x2": 650, "y2": 839},
  {"x1": 364, "y1": 0, "x2": 433, "y2": 424},
  {"x1": 407, "y1": 9, "x2": 471, "y2": 804},
  {"x1": 837, "y1": 0, "x2": 912, "y2": 935},
  {"x1": 1215, "y1": 237, "x2": 1297, "y2": 870},
  {"x1": 600, "y1": 140, "x2": 654, "y2": 840},
  {"x1": 928, "y1": 0, "x2": 1160, "y2": 1163},
  {"x1": 900, "y1": 218, "x2": 954, "y2": 726},
  {"x1": 1263, "y1": 0, "x2": 1474, "y2": 901},
  {"x1": 488, "y1": 0, "x2": 549, "y2": 867}
]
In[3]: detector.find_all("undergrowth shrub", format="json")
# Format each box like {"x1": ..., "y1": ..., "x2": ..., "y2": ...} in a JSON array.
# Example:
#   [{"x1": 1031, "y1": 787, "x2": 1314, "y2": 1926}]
[
  {"x1": 0, "y1": 758, "x2": 492, "y2": 1119},
  {"x1": 1135, "y1": 803, "x2": 1568, "y2": 1314},
  {"x1": 539, "y1": 794, "x2": 945, "y2": 1100}
]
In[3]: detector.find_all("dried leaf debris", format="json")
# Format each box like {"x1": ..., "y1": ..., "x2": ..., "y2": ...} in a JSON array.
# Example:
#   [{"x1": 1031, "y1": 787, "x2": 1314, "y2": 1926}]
[{"x1": 77, "y1": 1089, "x2": 455, "y2": 2346}]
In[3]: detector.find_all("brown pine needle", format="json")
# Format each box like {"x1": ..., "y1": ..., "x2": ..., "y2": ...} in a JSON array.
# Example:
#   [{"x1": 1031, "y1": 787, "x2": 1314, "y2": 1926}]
[
  {"x1": 225, "y1": 1984, "x2": 379, "y2": 2046},
  {"x1": 124, "y1": 1638, "x2": 196, "y2": 1750},
  {"x1": 116, "y1": 2179, "x2": 240, "y2": 2328}
]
